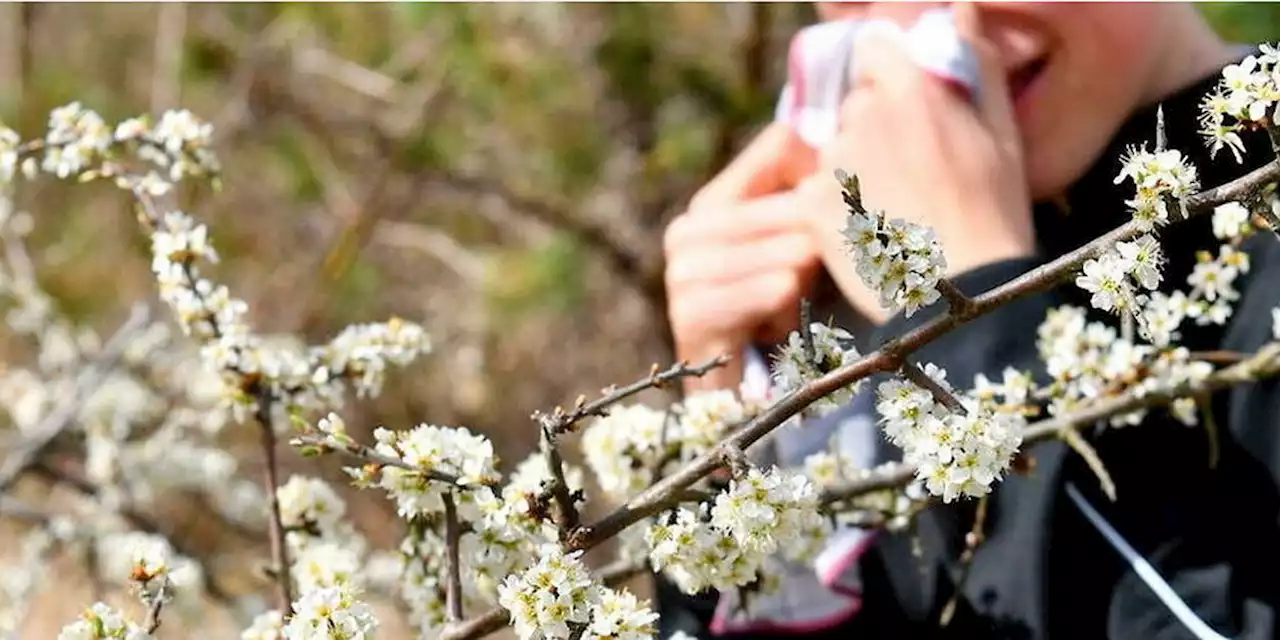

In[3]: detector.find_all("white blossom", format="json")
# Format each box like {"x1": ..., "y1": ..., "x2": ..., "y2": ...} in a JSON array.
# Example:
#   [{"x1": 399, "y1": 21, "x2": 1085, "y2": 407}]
[
  {"x1": 842, "y1": 206, "x2": 946, "y2": 318},
  {"x1": 497, "y1": 545, "x2": 600, "y2": 640},
  {"x1": 283, "y1": 584, "x2": 379, "y2": 639},
  {"x1": 770, "y1": 322, "x2": 862, "y2": 416},
  {"x1": 57, "y1": 603, "x2": 148, "y2": 640},
  {"x1": 1212, "y1": 201, "x2": 1252, "y2": 239},
  {"x1": 367, "y1": 424, "x2": 499, "y2": 517},
  {"x1": 646, "y1": 467, "x2": 829, "y2": 595},
  {"x1": 1076, "y1": 252, "x2": 1134, "y2": 313},
  {"x1": 277, "y1": 475, "x2": 347, "y2": 535},
  {"x1": 583, "y1": 588, "x2": 659, "y2": 640},
  {"x1": 241, "y1": 611, "x2": 284, "y2": 640},
  {"x1": 875, "y1": 366, "x2": 1024, "y2": 502},
  {"x1": 1114, "y1": 145, "x2": 1199, "y2": 229}
]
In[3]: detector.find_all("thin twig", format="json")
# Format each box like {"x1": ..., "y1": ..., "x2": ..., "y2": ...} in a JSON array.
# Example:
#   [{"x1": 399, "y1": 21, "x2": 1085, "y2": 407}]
[
  {"x1": 1061, "y1": 429, "x2": 1116, "y2": 501},
  {"x1": 143, "y1": 577, "x2": 170, "y2": 633},
  {"x1": 255, "y1": 390, "x2": 293, "y2": 613},
  {"x1": 443, "y1": 492, "x2": 464, "y2": 622},
  {"x1": 940, "y1": 496, "x2": 988, "y2": 626},
  {"x1": 533, "y1": 356, "x2": 730, "y2": 436},
  {"x1": 291, "y1": 432, "x2": 493, "y2": 488},
  {"x1": 540, "y1": 426, "x2": 580, "y2": 537},
  {"x1": 901, "y1": 361, "x2": 968, "y2": 415},
  {"x1": 0, "y1": 303, "x2": 151, "y2": 493},
  {"x1": 799, "y1": 298, "x2": 816, "y2": 366},
  {"x1": 1155, "y1": 105, "x2": 1167, "y2": 152},
  {"x1": 1199, "y1": 393, "x2": 1221, "y2": 469},
  {"x1": 1188, "y1": 350, "x2": 1246, "y2": 365}
]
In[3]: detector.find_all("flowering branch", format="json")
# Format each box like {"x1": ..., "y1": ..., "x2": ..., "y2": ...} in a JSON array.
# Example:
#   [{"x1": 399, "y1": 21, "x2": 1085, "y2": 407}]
[
  {"x1": 291, "y1": 429, "x2": 493, "y2": 489},
  {"x1": 9, "y1": 52, "x2": 1280, "y2": 640},
  {"x1": 555, "y1": 158, "x2": 1280, "y2": 576},
  {"x1": 820, "y1": 341, "x2": 1280, "y2": 504}
]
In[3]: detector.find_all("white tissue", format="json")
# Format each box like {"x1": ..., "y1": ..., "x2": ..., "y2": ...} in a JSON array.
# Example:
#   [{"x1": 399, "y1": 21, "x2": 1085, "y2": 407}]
[{"x1": 776, "y1": 7, "x2": 980, "y2": 148}]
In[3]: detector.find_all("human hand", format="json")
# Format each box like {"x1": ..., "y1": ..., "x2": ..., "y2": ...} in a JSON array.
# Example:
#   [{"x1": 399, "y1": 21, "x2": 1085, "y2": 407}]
[
  {"x1": 800, "y1": 5, "x2": 1036, "y2": 324},
  {"x1": 665, "y1": 122, "x2": 820, "y2": 392}
]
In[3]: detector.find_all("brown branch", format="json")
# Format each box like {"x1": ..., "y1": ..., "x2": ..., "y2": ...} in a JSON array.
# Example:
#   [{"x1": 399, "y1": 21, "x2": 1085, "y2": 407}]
[
  {"x1": 720, "y1": 445, "x2": 753, "y2": 477},
  {"x1": 443, "y1": 492, "x2": 464, "y2": 622},
  {"x1": 900, "y1": 361, "x2": 968, "y2": 415},
  {"x1": 540, "y1": 426, "x2": 581, "y2": 537},
  {"x1": 254, "y1": 391, "x2": 293, "y2": 614},
  {"x1": 1188, "y1": 350, "x2": 1247, "y2": 365},
  {"x1": 533, "y1": 356, "x2": 731, "y2": 436}
]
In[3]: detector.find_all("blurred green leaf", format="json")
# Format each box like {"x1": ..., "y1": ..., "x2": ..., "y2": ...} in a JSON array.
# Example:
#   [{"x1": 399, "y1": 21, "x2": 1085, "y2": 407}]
[{"x1": 484, "y1": 233, "x2": 587, "y2": 320}]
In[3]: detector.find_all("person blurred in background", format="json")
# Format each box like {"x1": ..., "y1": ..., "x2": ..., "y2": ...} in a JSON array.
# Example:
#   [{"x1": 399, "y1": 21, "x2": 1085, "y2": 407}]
[{"x1": 662, "y1": 2, "x2": 1280, "y2": 639}]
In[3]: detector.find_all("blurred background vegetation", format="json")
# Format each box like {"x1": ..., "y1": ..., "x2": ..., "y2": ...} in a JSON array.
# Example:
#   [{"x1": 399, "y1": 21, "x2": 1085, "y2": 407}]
[{"x1": 0, "y1": 3, "x2": 1277, "y2": 637}]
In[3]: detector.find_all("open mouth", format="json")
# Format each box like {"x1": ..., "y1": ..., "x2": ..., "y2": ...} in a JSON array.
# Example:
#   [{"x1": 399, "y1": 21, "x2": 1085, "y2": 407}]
[{"x1": 1008, "y1": 56, "x2": 1049, "y2": 104}]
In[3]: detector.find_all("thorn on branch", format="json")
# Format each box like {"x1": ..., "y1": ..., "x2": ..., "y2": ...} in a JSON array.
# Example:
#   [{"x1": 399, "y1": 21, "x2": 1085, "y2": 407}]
[
  {"x1": 900, "y1": 361, "x2": 968, "y2": 416},
  {"x1": 935, "y1": 279, "x2": 975, "y2": 316}
]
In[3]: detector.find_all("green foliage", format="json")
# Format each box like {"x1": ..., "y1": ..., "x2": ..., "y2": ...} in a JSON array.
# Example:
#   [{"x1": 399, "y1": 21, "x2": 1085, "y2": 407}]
[
  {"x1": 1203, "y1": 4, "x2": 1280, "y2": 44},
  {"x1": 328, "y1": 258, "x2": 384, "y2": 323},
  {"x1": 484, "y1": 233, "x2": 587, "y2": 321}
]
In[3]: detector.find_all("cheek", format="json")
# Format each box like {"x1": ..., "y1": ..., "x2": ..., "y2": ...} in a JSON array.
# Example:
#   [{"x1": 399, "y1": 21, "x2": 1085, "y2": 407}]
[{"x1": 1021, "y1": 6, "x2": 1165, "y2": 197}]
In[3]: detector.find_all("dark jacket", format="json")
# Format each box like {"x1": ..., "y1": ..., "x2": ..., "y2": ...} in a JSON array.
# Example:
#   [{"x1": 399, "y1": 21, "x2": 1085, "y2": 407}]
[{"x1": 659, "y1": 49, "x2": 1280, "y2": 640}]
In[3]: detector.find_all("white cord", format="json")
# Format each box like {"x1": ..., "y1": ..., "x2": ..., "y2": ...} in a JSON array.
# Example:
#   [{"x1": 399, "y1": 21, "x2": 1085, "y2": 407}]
[{"x1": 1065, "y1": 482, "x2": 1233, "y2": 640}]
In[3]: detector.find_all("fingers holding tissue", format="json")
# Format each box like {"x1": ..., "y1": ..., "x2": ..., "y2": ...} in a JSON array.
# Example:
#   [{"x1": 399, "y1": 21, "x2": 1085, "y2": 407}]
[{"x1": 805, "y1": 4, "x2": 1035, "y2": 323}]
